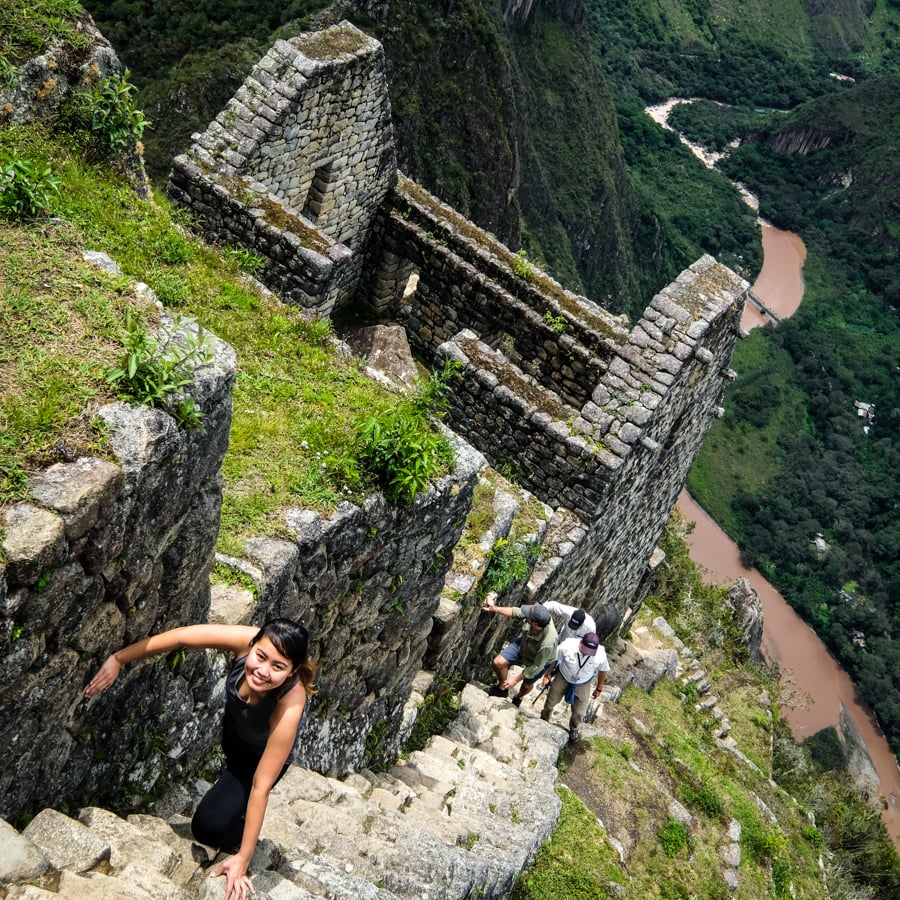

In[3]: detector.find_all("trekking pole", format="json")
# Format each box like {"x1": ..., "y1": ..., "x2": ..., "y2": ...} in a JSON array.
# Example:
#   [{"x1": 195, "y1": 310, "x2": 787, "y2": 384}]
[{"x1": 531, "y1": 678, "x2": 550, "y2": 705}]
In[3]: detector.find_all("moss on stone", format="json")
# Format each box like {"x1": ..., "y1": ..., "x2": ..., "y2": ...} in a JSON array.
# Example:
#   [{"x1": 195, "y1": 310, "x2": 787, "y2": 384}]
[
  {"x1": 457, "y1": 336, "x2": 577, "y2": 424},
  {"x1": 396, "y1": 176, "x2": 628, "y2": 346},
  {"x1": 292, "y1": 25, "x2": 370, "y2": 60},
  {"x1": 216, "y1": 174, "x2": 333, "y2": 254}
]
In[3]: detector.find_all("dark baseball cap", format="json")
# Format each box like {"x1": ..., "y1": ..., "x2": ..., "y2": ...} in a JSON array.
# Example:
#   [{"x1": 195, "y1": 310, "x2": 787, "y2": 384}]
[{"x1": 521, "y1": 604, "x2": 551, "y2": 627}]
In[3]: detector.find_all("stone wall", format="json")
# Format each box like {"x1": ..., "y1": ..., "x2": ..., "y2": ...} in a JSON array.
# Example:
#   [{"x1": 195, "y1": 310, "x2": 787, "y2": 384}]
[
  {"x1": 168, "y1": 22, "x2": 396, "y2": 317},
  {"x1": 365, "y1": 175, "x2": 629, "y2": 411},
  {"x1": 428, "y1": 256, "x2": 746, "y2": 630},
  {"x1": 1, "y1": 18, "x2": 751, "y2": 824},
  {"x1": 224, "y1": 433, "x2": 486, "y2": 776},
  {"x1": 0, "y1": 325, "x2": 236, "y2": 820},
  {"x1": 528, "y1": 258, "x2": 746, "y2": 628}
]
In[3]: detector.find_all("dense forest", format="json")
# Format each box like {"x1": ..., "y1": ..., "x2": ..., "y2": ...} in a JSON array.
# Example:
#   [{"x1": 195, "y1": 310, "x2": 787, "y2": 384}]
[
  {"x1": 79, "y1": 0, "x2": 900, "y2": 755},
  {"x1": 579, "y1": 0, "x2": 900, "y2": 760},
  {"x1": 684, "y1": 80, "x2": 900, "y2": 752}
]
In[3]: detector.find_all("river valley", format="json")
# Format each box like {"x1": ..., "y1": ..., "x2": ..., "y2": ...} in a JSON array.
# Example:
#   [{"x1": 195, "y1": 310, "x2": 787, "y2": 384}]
[{"x1": 649, "y1": 98, "x2": 900, "y2": 843}]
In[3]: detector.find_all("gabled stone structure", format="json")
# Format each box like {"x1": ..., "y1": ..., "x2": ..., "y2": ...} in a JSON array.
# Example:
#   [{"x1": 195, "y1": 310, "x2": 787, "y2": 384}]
[
  {"x1": 168, "y1": 23, "x2": 396, "y2": 316},
  {"x1": 168, "y1": 19, "x2": 748, "y2": 640}
]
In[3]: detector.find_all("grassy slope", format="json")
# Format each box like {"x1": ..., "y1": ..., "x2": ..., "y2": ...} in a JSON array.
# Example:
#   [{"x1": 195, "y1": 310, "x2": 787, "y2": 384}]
[
  {"x1": 0, "y1": 124, "x2": 401, "y2": 554},
  {"x1": 514, "y1": 517, "x2": 900, "y2": 899}
]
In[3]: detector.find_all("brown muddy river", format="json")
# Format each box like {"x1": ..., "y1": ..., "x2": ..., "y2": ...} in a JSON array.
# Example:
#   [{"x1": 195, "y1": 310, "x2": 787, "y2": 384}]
[
  {"x1": 677, "y1": 492, "x2": 900, "y2": 842},
  {"x1": 741, "y1": 224, "x2": 807, "y2": 331},
  {"x1": 680, "y1": 219, "x2": 900, "y2": 840}
]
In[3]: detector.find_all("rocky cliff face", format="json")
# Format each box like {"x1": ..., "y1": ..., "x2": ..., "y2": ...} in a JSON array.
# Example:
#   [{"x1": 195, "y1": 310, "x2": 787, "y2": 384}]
[{"x1": 345, "y1": 0, "x2": 652, "y2": 315}]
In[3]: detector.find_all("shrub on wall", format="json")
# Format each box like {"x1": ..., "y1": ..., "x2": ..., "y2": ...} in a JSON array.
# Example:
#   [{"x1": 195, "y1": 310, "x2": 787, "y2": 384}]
[{"x1": 343, "y1": 360, "x2": 460, "y2": 503}]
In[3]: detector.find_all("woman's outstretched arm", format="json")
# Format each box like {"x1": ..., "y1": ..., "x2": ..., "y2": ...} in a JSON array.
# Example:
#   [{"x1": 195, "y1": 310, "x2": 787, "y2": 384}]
[{"x1": 84, "y1": 624, "x2": 259, "y2": 697}]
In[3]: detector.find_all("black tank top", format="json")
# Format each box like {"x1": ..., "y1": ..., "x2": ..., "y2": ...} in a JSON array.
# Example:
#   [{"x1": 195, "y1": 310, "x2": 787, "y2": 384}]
[{"x1": 223, "y1": 655, "x2": 293, "y2": 761}]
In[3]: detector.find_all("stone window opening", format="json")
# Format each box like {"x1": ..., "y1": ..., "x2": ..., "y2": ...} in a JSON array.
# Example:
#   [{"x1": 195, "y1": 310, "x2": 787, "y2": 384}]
[{"x1": 303, "y1": 161, "x2": 334, "y2": 221}]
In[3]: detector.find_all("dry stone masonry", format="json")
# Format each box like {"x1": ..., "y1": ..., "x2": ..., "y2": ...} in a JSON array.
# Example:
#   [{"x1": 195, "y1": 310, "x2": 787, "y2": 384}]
[
  {"x1": 1, "y1": 17, "x2": 749, "y2": 855},
  {"x1": 166, "y1": 17, "x2": 747, "y2": 638},
  {"x1": 0, "y1": 319, "x2": 237, "y2": 821},
  {"x1": 168, "y1": 23, "x2": 396, "y2": 316}
]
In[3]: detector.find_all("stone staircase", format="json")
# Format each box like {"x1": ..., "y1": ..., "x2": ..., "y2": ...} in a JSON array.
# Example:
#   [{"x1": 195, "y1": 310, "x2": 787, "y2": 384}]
[
  {"x1": 1, "y1": 683, "x2": 580, "y2": 899},
  {"x1": 1, "y1": 619, "x2": 718, "y2": 900}
]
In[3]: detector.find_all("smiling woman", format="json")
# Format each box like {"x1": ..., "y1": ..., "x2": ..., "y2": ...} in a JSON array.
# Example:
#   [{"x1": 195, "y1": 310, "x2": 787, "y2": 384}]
[{"x1": 84, "y1": 619, "x2": 317, "y2": 900}]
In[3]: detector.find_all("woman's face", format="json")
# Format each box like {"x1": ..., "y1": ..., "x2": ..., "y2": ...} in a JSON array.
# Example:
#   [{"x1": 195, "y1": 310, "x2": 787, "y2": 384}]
[{"x1": 244, "y1": 635, "x2": 295, "y2": 694}]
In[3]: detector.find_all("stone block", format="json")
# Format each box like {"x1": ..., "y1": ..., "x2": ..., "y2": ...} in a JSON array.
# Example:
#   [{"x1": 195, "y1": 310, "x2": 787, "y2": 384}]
[
  {"x1": 1, "y1": 504, "x2": 67, "y2": 588},
  {"x1": 22, "y1": 809, "x2": 109, "y2": 873},
  {"x1": 0, "y1": 818, "x2": 50, "y2": 885}
]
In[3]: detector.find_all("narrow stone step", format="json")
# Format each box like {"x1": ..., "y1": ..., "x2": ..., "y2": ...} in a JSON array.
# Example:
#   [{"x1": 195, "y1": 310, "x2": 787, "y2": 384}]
[{"x1": 696, "y1": 695, "x2": 719, "y2": 712}]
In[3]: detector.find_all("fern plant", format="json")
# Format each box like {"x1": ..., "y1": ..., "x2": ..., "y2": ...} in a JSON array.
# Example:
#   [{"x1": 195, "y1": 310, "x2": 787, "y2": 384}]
[
  {"x1": 106, "y1": 310, "x2": 210, "y2": 430},
  {"x1": 478, "y1": 538, "x2": 541, "y2": 597}
]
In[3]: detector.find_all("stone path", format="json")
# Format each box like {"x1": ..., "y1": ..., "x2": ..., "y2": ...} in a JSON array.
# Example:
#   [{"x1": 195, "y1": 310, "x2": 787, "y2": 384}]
[
  {"x1": 1, "y1": 682, "x2": 589, "y2": 899},
  {"x1": 1, "y1": 615, "x2": 764, "y2": 899}
]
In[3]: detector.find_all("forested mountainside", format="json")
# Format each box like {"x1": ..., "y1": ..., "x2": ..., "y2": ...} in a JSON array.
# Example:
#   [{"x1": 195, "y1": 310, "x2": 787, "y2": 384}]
[
  {"x1": 82, "y1": 0, "x2": 759, "y2": 320},
  {"x1": 79, "y1": 0, "x2": 900, "y2": 753},
  {"x1": 684, "y1": 77, "x2": 900, "y2": 755}
]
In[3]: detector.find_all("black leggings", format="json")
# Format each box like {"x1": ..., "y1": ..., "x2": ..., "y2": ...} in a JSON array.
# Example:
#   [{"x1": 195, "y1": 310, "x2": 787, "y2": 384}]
[{"x1": 191, "y1": 744, "x2": 289, "y2": 851}]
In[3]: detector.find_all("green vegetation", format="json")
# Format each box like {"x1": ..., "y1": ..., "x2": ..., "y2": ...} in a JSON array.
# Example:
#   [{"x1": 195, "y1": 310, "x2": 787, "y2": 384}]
[
  {"x1": 478, "y1": 537, "x2": 541, "y2": 599},
  {"x1": 105, "y1": 309, "x2": 210, "y2": 431},
  {"x1": 348, "y1": 362, "x2": 458, "y2": 504},
  {"x1": 512, "y1": 249, "x2": 534, "y2": 282},
  {"x1": 0, "y1": 0, "x2": 89, "y2": 66},
  {"x1": 0, "y1": 148, "x2": 60, "y2": 218},
  {"x1": 516, "y1": 515, "x2": 900, "y2": 899},
  {"x1": 401, "y1": 676, "x2": 464, "y2": 757},
  {"x1": 541, "y1": 310, "x2": 565, "y2": 334},
  {"x1": 667, "y1": 101, "x2": 783, "y2": 154},
  {"x1": 513, "y1": 784, "x2": 620, "y2": 900},
  {"x1": 63, "y1": 72, "x2": 150, "y2": 157},
  {"x1": 0, "y1": 123, "x2": 449, "y2": 552},
  {"x1": 689, "y1": 76, "x2": 900, "y2": 756}
]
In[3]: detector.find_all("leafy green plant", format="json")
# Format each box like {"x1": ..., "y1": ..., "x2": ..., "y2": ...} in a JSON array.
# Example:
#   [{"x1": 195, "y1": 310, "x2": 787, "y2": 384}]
[
  {"x1": 657, "y1": 818, "x2": 689, "y2": 858},
  {"x1": 352, "y1": 404, "x2": 453, "y2": 503},
  {"x1": 512, "y1": 248, "x2": 534, "y2": 281},
  {"x1": 67, "y1": 72, "x2": 150, "y2": 157},
  {"x1": 478, "y1": 538, "x2": 540, "y2": 597},
  {"x1": 410, "y1": 358, "x2": 461, "y2": 417},
  {"x1": 222, "y1": 246, "x2": 266, "y2": 275},
  {"x1": 348, "y1": 361, "x2": 459, "y2": 503},
  {"x1": 542, "y1": 310, "x2": 566, "y2": 334},
  {"x1": 106, "y1": 309, "x2": 210, "y2": 430},
  {"x1": 0, "y1": 150, "x2": 60, "y2": 218}
]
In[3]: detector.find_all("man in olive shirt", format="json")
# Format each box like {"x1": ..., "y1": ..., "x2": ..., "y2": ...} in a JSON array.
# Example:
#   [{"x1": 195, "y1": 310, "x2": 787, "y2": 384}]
[{"x1": 481, "y1": 599, "x2": 558, "y2": 706}]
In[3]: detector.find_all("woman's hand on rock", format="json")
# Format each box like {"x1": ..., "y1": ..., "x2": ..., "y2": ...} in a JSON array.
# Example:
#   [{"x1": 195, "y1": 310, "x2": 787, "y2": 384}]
[{"x1": 84, "y1": 654, "x2": 121, "y2": 697}]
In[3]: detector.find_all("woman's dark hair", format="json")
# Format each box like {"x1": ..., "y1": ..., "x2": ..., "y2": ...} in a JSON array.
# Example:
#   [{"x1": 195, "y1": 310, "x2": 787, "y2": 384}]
[{"x1": 250, "y1": 618, "x2": 317, "y2": 696}]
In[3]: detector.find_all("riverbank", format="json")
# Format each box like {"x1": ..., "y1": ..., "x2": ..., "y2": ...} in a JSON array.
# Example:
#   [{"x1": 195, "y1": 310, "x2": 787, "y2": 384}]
[{"x1": 677, "y1": 490, "x2": 900, "y2": 844}]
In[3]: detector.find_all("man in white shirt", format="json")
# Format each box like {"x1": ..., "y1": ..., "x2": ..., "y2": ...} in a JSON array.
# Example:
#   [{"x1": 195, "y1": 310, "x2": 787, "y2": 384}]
[
  {"x1": 540, "y1": 632, "x2": 609, "y2": 742},
  {"x1": 541, "y1": 600, "x2": 595, "y2": 643}
]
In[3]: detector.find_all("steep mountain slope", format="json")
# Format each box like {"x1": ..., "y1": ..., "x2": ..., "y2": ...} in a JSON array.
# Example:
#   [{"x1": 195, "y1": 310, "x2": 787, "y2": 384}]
[
  {"x1": 689, "y1": 77, "x2": 900, "y2": 755},
  {"x1": 83, "y1": 0, "x2": 734, "y2": 318}
]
